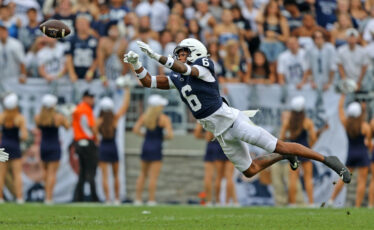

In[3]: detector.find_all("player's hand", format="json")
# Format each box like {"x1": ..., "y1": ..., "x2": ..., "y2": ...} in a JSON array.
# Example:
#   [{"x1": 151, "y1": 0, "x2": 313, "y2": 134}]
[
  {"x1": 136, "y1": 41, "x2": 161, "y2": 61},
  {"x1": 0, "y1": 148, "x2": 9, "y2": 162},
  {"x1": 123, "y1": 51, "x2": 142, "y2": 70}
]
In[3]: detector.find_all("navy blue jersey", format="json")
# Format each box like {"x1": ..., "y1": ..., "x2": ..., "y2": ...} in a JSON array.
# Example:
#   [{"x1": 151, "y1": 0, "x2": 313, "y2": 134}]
[
  {"x1": 170, "y1": 57, "x2": 222, "y2": 119},
  {"x1": 315, "y1": 0, "x2": 337, "y2": 29},
  {"x1": 66, "y1": 35, "x2": 97, "y2": 79}
]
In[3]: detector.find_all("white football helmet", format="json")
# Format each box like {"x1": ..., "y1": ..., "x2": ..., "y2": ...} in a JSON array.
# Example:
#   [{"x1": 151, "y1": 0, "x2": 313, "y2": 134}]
[{"x1": 173, "y1": 38, "x2": 208, "y2": 63}]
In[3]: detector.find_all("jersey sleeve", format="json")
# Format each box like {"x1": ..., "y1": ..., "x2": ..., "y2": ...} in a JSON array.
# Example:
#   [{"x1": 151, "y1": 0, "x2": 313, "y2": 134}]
[{"x1": 192, "y1": 57, "x2": 215, "y2": 75}]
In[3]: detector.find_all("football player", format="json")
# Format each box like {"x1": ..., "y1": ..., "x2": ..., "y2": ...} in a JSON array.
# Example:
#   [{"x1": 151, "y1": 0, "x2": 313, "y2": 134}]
[{"x1": 123, "y1": 38, "x2": 351, "y2": 183}]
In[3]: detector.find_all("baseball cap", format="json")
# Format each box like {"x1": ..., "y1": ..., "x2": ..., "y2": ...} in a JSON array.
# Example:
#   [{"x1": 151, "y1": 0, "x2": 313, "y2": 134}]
[
  {"x1": 3, "y1": 93, "x2": 18, "y2": 110},
  {"x1": 42, "y1": 94, "x2": 58, "y2": 108},
  {"x1": 346, "y1": 102, "x2": 361, "y2": 118},
  {"x1": 346, "y1": 28, "x2": 359, "y2": 38},
  {"x1": 99, "y1": 97, "x2": 114, "y2": 111},
  {"x1": 148, "y1": 94, "x2": 168, "y2": 107},
  {"x1": 82, "y1": 89, "x2": 95, "y2": 98},
  {"x1": 290, "y1": 96, "x2": 305, "y2": 112}
]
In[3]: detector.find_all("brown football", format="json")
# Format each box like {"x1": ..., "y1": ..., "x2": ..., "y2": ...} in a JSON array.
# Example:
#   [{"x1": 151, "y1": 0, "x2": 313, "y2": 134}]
[{"x1": 39, "y1": 20, "x2": 71, "y2": 39}]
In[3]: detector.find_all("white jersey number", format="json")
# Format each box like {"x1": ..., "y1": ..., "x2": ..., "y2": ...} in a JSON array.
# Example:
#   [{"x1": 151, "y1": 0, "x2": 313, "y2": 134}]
[{"x1": 181, "y1": 85, "x2": 202, "y2": 112}]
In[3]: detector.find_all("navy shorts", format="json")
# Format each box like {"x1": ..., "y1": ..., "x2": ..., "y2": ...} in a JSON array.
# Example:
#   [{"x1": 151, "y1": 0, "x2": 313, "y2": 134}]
[
  {"x1": 346, "y1": 151, "x2": 370, "y2": 167},
  {"x1": 99, "y1": 139, "x2": 119, "y2": 162}
]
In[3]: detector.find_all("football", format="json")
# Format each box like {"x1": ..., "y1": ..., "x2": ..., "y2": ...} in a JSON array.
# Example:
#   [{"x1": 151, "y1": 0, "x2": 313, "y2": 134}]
[{"x1": 39, "y1": 20, "x2": 71, "y2": 39}]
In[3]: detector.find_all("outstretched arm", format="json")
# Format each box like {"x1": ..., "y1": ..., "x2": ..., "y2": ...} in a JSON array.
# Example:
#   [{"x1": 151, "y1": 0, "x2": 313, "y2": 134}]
[
  {"x1": 124, "y1": 51, "x2": 174, "y2": 90},
  {"x1": 136, "y1": 41, "x2": 200, "y2": 77}
]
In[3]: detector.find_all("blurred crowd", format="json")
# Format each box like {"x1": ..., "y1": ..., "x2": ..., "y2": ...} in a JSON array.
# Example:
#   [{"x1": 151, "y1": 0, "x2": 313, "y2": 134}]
[{"x1": 0, "y1": 0, "x2": 373, "y2": 91}]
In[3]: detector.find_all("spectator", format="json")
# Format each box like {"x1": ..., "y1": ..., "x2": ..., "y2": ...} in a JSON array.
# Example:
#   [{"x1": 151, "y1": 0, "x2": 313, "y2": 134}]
[
  {"x1": 195, "y1": 0, "x2": 215, "y2": 32},
  {"x1": 72, "y1": 0, "x2": 99, "y2": 21},
  {"x1": 209, "y1": 0, "x2": 223, "y2": 23},
  {"x1": 207, "y1": 41, "x2": 224, "y2": 80},
  {"x1": 118, "y1": 12, "x2": 138, "y2": 41},
  {"x1": 331, "y1": 13, "x2": 353, "y2": 47},
  {"x1": 242, "y1": 0, "x2": 259, "y2": 33},
  {"x1": 92, "y1": 2, "x2": 110, "y2": 37},
  {"x1": 248, "y1": 50, "x2": 275, "y2": 84},
  {"x1": 18, "y1": 7, "x2": 42, "y2": 52},
  {"x1": 170, "y1": 2, "x2": 184, "y2": 18},
  {"x1": 137, "y1": 0, "x2": 169, "y2": 33},
  {"x1": 96, "y1": 87, "x2": 130, "y2": 205},
  {"x1": 52, "y1": 0, "x2": 77, "y2": 38},
  {"x1": 328, "y1": 96, "x2": 371, "y2": 207},
  {"x1": 126, "y1": 17, "x2": 163, "y2": 75},
  {"x1": 97, "y1": 23, "x2": 127, "y2": 83},
  {"x1": 66, "y1": 15, "x2": 98, "y2": 82},
  {"x1": 133, "y1": 95, "x2": 173, "y2": 206},
  {"x1": 109, "y1": 0, "x2": 130, "y2": 22},
  {"x1": 0, "y1": 93, "x2": 28, "y2": 204},
  {"x1": 363, "y1": 8, "x2": 374, "y2": 43},
  {"x1": 299, "y1": 30, "x2": 336, "y2": 91},
  {"x1": 231, "y1": 5, "x2": 254, "y2": 50},
  {"x1": 214, "y1": 9, "x2": 240, "y2": 46},
  {"x1": 365, "y1": 0, "x2": 374, "y2": 12},
  {"x1": 280, "y1": 96, "x2": 317, "y2": 207},
  {"x1": 181, "y1": 0, "x2": 195, "y2": 21},
  {"x1": 159, "y1": 30, "x2": 176, "y2": 74},
  {"x1": 0, "y1": 4, "x2": 19, "y2": 38},
  {"x1": 257, "y1": 1, "x2": 289, "y2": 66},
  {"x1": 284, "y1": 0, "x2": 303, "y2": 33},
  {"x1": 37, "y1": 36, "x2": 67, "y2": 83},
  {"x1": 72, "y1": 90, "x2": 99, "y2": 202},
  {"x1": 166, "y1": 13, "x2": 187, "y2": 39},
  {"x1": 188, "y1": 18, "x2": 202, "y2": 40},
  {"x1": 277, "y1": 36, "x2": 307, "y2": 86},
  {"x1": 0, "y1": 22, "x2": 27, "y2": 84},
  {"x1": 337, "y1": 28, "x2": 369, "y2": 91},
  {"x1": 292, "y1": 14, "x2": 330, "y2": 49},
  {"x1": 314, "y1": 0, "x2": 337, "y2": 30},
  {"x1": 9, "y1": 0, "x2": 42, "y2": 26},
  {"x1": 25, "y1": 36, "x2": 45, "y2": 78},
  {"x1": 35, "y1": 94, "x2": 70, "y2": 204},
  {"x1": 349, "y1": 0, "x2": 367, "y2": 29},
  {"x1": 220, "y1": 39, "x2": 249, "y2": 83}
]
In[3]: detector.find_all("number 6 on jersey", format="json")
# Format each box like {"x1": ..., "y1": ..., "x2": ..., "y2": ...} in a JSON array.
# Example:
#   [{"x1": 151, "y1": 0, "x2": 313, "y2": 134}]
[{"x1": 181, "y1": 85, "x2": 202, "y2": 112}]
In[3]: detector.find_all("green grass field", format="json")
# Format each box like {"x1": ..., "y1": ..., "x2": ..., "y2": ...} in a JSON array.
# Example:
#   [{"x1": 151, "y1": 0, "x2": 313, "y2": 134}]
[{"x1": 0, "y1": 204, "x2": 373, "y2": 230}]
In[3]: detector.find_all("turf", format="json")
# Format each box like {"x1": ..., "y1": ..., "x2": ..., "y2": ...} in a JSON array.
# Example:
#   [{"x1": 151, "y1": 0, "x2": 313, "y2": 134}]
[{"x1": 0, "y1": 204, "x2": 372, "y2": 230}]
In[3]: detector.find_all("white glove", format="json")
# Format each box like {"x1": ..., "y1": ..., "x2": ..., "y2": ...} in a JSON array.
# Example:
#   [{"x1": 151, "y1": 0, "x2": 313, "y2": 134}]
[
  {"x1": 136, "y1": 41, "x2": 161, "y2": 61},
  {"x1": 116, "y1": 75, "x2": 136, "y2": 88},
  {"x1": 123, "y1": 51, "x2": 142, "y2": 70},
  {"x1": 0, "y1": 148, "x2": 9, "y2": 162}
]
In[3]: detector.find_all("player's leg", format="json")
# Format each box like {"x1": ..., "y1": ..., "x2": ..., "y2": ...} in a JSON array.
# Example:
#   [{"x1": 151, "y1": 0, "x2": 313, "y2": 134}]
[
  {"x1": 369, "y1": 163, "x2": 374, "y2": 208},
  {"x1": 0, "y1": 162, "x2": 8, "y2": 200},
  {"x1": 99, "y1": 162, "x2": 110, "y2": 202},
  {"x1": 302, "y1": 161, "x2": 314, "y2": 205},
  {"x1": 10, "y1": 159, "x2": 23, "y2": 202},
  {"x1": 355, "y1": 166, "x2": 369, "y2": 207},
  {"x1": 288, "y1": 168, "x2": 299, "y2": 205},
  {"x1": 231, "y1": 113, "x2": 350, "y2": 183},
  {"x1": 214, "y1": 161, "x2": 224, "y2": 205},
  {"x1": 148, "y1": 161, "x2": 162, "y2": 203},
  {"x1": 135, "y1": 161, "x2": 150, "y2": 202},
  {"x1": 203, "y1": 162, "x2": 215, "y2": 204},
  {"x1": 111, "y1": 162, "x2": 120, "y2": 202}
]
